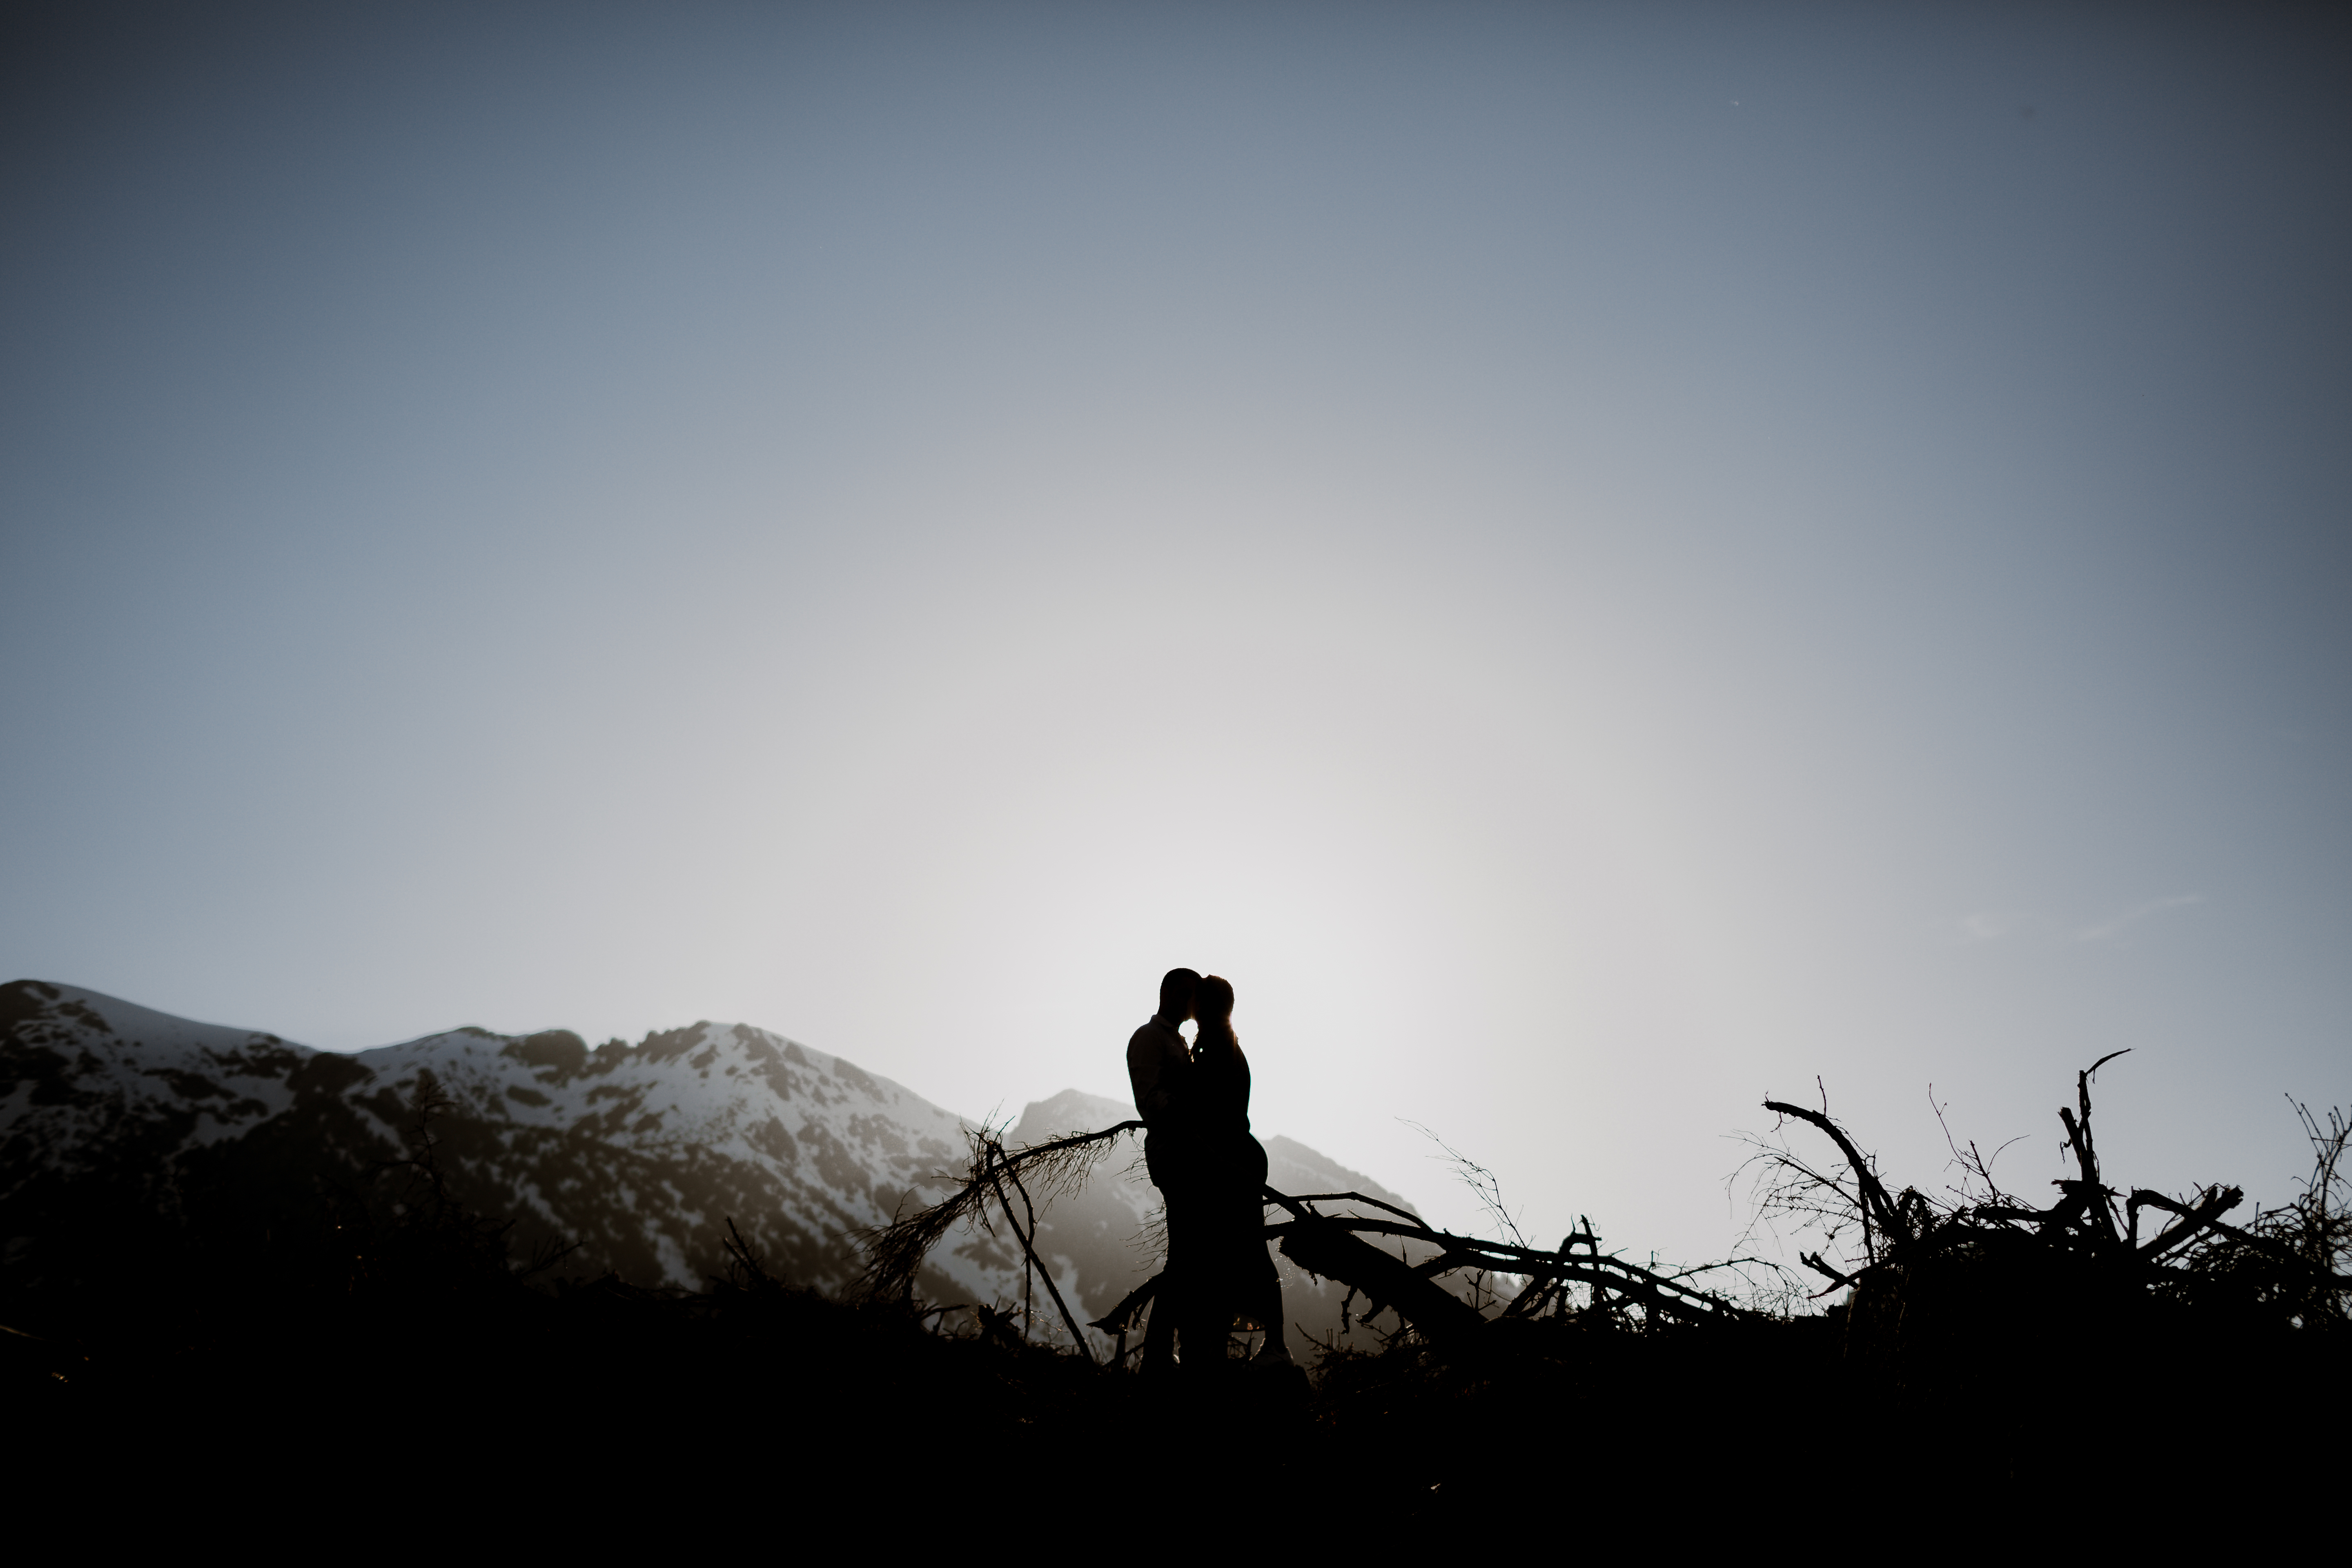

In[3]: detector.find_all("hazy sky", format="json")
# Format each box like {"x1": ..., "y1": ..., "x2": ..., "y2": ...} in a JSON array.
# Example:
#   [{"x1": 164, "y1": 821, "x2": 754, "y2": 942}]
[{"x1": 5, "y1": 2, "x2": 2347, "y2": 1267}]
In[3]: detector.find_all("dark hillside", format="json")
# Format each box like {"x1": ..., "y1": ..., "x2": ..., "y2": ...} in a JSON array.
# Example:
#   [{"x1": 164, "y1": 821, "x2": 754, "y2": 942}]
[{"x1": 5, "y1": 984, "x2": 2342, "y2": 1541}]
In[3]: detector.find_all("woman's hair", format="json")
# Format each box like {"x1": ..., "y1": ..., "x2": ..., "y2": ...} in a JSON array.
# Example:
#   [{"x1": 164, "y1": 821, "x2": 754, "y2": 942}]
[{"x1": 1194, "y1": 974, "x2": 1238, "y2": 1056}]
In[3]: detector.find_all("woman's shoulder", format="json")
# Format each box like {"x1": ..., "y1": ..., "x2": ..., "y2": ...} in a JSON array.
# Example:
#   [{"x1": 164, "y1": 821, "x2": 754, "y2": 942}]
[{"x1": 1200, "y1": 1031, "x2": 1245, "y2": 1065}]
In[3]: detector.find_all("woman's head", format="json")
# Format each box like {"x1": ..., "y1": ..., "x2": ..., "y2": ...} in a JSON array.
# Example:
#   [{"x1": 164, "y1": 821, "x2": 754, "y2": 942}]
[{"x1": 1195, "y1": 974, "x2": 1237, "y2": 1049}]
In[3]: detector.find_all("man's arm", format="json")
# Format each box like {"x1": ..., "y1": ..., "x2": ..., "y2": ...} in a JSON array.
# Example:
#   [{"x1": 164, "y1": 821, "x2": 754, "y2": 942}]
[{"x1": 1126, "y1": 1023, "x2": 1189, "y2": 1125}]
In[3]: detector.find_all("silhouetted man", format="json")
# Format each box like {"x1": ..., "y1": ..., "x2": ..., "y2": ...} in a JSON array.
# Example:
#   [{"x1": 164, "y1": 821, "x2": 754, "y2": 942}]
[{"x1": 1126, "y1": 967, "x2": 1200, "y2": 1376}]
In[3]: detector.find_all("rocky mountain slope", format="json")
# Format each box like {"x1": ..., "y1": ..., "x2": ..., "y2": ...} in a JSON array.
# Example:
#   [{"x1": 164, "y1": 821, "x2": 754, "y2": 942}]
[{"x1": 2, "y1": 979, "x2": 1424, "y2": 1357}]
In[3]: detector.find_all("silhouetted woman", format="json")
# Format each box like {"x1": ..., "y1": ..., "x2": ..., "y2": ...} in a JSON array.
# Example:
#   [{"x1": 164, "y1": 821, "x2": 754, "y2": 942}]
[{"x1": 1185, "y1": 975, "x2": 1293, "y2": 1366}]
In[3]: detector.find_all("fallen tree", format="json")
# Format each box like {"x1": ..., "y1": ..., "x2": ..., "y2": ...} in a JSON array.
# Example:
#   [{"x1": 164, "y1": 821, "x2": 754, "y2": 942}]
[{"x1": 854, "y1": 1118, "x2": 1777, "y2": 1357}]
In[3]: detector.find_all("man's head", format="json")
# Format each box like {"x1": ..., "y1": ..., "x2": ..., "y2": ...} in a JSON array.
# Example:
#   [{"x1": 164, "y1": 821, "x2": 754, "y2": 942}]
[{"x1": 1157, "y1": 967, "x2": 1201, "y2": 1024}]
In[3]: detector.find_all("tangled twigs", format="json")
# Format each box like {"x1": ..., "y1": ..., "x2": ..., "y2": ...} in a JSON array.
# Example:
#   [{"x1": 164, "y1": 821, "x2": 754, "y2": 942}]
[
  {"x1": 985, "y1": 1145, "x2": 1095, "y2": 1363},
  {"x1": 853, "y1": 1118, "x2": 1143, "y2": 1344},
  {"x1": 1262, "y1": 1187, "x2": 1763, "y2": 1330},
  {"x1": 2129, "y1": 1185, "x2": 2243, "y2": 1259},
  {"x1": 1744, "y1": 1058, "x2": 2352, "y2": 1336},
  {"x1": 1762, "y1": 1094, "x2": 1906, "y2": 1256}
]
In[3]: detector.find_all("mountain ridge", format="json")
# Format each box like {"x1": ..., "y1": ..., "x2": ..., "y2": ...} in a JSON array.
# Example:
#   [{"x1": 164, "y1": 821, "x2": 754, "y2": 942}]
[{"x1": 2, "y1": 978, "x2": 1425, "y2": 1358}]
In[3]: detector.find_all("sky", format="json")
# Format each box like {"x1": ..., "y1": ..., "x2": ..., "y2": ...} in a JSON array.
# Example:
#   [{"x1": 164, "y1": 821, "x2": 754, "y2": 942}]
[{"x1": 4, "y1": 2, "x2": 2348, "y2": 1270}]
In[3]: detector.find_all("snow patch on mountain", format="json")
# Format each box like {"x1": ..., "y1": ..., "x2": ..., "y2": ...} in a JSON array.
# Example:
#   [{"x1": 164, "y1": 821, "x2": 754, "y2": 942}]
[{"x1": 3, "y1": 979, "x2": 1436, "y2": 1359}]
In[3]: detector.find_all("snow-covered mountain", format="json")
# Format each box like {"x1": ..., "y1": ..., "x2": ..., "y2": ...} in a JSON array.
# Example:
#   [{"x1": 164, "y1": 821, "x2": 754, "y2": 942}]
[{"x1": 1, "y1": 979, "x2": 1423, "y2": 1358}]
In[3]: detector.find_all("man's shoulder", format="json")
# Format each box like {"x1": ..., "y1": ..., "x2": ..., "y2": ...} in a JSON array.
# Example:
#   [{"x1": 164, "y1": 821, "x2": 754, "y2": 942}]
[{"x1": 1128, "y1": 1018, "x2": 1192, "y2": 1063}]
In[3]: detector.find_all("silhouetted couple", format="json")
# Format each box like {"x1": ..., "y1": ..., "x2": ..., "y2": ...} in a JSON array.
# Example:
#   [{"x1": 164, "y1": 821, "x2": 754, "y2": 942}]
[{"x1": 1125, "y1": 967, "x2": 1293, "y2": 1376}]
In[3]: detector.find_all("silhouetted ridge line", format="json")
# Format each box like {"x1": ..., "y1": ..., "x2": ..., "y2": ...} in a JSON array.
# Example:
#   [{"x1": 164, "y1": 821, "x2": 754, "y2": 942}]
[{"x1": 6, "y1": 980, "x2": 2344, "y2": 1526}]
